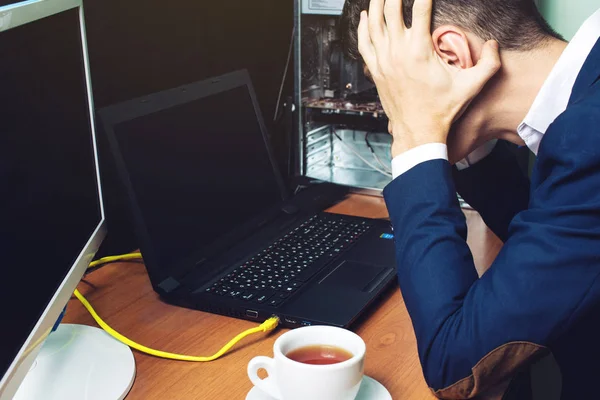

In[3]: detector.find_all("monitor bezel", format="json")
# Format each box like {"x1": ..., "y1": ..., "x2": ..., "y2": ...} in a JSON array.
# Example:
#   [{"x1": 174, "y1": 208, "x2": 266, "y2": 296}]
[{"x1": 0, "y1": 0, "x2": 106, "y2": 398}]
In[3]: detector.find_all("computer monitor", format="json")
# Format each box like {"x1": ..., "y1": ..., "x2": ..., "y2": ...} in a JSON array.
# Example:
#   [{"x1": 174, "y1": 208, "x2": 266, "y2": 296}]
[{"x1": 0, "y1": 0, "x2": 134, "y2": 399}]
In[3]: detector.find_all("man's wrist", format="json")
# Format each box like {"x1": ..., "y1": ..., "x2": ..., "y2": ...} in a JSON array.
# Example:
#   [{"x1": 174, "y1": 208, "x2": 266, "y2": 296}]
[
  {"x1": 391, "y1": 136, "x2": 448, "y2": 158},
  {"x1": 390, "y1": 123, "x2": 449, "y2": 158},
  {"x1": 391, "y1": 143, "x2": 448, "y2": 178}
]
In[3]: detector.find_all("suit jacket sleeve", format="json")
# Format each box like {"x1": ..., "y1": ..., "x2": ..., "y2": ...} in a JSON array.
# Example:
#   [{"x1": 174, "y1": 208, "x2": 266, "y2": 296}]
[
  {"x1": 383, "y1": 108, "x2": 600, "y2": 399},
  {"x1": 451, "y1": 141, "x2": 530, "y2": 242}
]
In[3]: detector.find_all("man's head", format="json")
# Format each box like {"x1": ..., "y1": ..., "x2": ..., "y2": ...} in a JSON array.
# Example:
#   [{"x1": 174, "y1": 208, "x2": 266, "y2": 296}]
[
  {"x1": 342, "y1": 0, "x2": 561, "y2": 60},
  {"x1": 341, "y1": 0, "x2": 565, "y2": 162}
]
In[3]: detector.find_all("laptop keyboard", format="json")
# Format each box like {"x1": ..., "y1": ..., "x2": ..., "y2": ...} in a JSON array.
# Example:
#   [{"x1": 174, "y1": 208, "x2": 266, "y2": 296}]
[{"x1": 203, "y1": 214, "x2": 372, "y2": 308}]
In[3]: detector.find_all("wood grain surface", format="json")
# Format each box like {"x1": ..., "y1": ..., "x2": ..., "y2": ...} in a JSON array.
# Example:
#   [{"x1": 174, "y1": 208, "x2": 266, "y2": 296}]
[{"x1": 64, "y1": 194, "x2": 502, "y2": 399}]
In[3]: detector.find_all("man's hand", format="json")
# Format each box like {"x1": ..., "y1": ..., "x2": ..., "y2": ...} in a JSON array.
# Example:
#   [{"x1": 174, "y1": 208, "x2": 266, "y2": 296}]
[{"x1": 357, "y1": 0, "x2": 501, "y2": 158}]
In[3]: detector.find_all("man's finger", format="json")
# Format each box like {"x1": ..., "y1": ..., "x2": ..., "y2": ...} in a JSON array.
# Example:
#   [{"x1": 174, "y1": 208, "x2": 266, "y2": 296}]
[
  {"x1": 368, "y1": 0, "x2": 386, "y2": 43},
  {"x1": 411, "y1": 0, "x2": 433, "y2": 36},
  {"x1": 465, "y1": 40, "x2": 501, "y2": 97},
  {"x1": 384, "y1": 0, "x2": 404, "y2": 34},
  {"x1": 358, "y1": 11, "x2": 378, "y2": 71}
]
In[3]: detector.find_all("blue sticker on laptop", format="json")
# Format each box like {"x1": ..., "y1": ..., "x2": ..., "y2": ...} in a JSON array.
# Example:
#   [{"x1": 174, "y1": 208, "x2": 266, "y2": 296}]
[{"x1": 380, "y1": 233, "x2": 394, "y2": 240}]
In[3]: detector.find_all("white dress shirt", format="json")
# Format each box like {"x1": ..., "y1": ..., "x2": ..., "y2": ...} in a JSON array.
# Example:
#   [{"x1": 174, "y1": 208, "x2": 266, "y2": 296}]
[{"x1": 391, "y1": 8, "x2": 600, "y2": 179}]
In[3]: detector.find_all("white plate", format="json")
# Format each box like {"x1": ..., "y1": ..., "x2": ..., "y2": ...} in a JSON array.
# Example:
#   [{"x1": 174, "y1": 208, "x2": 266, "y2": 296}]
[{"x1": 246, "y1": 375, "x2": 392, "y2": 400}]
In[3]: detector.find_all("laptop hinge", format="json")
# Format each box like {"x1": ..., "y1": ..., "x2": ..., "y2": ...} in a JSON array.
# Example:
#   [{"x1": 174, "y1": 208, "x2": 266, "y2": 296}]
[{"x1": 157, "y1": 276, "x2": 181, "y2": 294}]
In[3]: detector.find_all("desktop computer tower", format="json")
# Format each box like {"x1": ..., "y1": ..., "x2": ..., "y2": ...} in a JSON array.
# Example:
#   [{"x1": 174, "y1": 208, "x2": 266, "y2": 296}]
[{"x1": 293, "y1": 0, "x2": 393, "y2": 196}]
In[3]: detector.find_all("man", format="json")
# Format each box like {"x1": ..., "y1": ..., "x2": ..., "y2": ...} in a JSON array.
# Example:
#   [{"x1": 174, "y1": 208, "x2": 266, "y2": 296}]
[{"x1": 340, "y1": 0, "x2": 600, "y2": 399}]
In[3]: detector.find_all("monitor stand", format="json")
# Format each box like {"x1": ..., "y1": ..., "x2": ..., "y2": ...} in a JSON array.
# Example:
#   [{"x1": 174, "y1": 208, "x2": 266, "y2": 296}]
[{"x1": 13, "y1": 324, "x2": 136, "y2": 400}]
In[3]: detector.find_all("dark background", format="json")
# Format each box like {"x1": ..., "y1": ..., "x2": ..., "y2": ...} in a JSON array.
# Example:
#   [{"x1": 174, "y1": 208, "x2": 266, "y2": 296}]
[{"x1": 82, "y1": 0, "x2": 295, "y2": 256}]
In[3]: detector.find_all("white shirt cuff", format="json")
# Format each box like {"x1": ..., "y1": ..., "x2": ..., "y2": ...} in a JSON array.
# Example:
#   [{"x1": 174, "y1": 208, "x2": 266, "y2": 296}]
[
  {"x1": 455, "y1": 139, "x2": 498, "y2": 171},
  {"x1": 391, "y1": 143, "x2": 448, "y2": 179}
]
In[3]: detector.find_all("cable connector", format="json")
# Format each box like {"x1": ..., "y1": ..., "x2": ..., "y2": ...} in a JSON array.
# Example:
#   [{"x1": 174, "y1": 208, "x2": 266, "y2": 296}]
[{"x1": 260, "y1": 316, "x2": 280, "y2": 332}]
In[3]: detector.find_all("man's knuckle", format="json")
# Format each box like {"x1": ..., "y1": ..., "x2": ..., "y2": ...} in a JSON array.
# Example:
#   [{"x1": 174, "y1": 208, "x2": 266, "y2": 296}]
[
  {"x1": 483, "y1": 59, "x2": 500, "y2": 74},
  {"x1": 368, "y1": 23, "x2": 380, "y2": 37},
  {"x1": 491, "y1": 58, "x2": 502, "y2": 71},
  {"x1": 358, "y1": 42, "x2": 366, "y2": 54}
]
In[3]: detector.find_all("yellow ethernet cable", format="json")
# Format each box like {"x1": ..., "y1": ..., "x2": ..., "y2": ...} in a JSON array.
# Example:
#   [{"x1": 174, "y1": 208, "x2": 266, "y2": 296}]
[
  {"x1": 74, "y1": 252, "x2": 280, "y2": 361},
  {"x1": 87, "y1": 252, "x2": 144, "y2": 268}
]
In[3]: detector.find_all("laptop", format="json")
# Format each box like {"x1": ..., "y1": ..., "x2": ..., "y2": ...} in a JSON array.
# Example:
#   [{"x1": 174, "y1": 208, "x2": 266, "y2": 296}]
[{"x1": 99, "y1": 69, "x2": 397, "y2": 328}]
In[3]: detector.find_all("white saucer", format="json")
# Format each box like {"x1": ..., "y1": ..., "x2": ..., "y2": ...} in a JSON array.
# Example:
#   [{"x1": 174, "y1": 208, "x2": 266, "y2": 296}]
[{"x1": 246, "y1": 375, "x2": 392, "y2": 400}]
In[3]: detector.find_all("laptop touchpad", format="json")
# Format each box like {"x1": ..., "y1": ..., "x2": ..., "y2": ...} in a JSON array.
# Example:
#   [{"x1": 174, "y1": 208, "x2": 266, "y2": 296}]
[{"x1": 319, "y1": 260, "x2": 391, "y2": 293}]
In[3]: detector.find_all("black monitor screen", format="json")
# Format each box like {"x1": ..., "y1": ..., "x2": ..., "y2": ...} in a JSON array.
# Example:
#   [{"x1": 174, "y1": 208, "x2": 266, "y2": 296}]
[
  {"x1": 0, "y1": 8, "x2": 102, "y2": 376},
  {"x1": 112, "y1": 85, "x2": 283, "y2": 271}
]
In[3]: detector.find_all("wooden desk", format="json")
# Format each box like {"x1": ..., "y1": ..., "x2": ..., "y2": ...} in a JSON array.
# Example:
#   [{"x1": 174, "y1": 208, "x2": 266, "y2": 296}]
[{"x1": 64, "y1": 194, "x2": 502, "y2": 399}]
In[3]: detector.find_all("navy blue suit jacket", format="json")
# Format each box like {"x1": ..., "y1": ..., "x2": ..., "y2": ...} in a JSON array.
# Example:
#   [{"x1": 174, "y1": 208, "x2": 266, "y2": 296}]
[{"x1": 383, "y1": 39, "x2": 600, "y2": 400}]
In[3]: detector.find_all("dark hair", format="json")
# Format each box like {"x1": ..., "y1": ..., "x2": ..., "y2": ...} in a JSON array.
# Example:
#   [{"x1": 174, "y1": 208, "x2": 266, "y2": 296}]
[{"x1": 341, "y1": 0, "x2": 563, "y2": 60}]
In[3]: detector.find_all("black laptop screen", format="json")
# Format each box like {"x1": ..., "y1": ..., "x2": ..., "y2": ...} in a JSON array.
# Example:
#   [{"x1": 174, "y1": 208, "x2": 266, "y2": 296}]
[{"x1": 113, "y1": 85, "x2": 283, "y2": 270}]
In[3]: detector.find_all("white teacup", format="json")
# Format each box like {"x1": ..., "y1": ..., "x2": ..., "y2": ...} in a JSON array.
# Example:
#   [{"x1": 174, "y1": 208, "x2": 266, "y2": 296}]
[{"x1": 247, "y1": 325, "x2": 366, "y2": 400}]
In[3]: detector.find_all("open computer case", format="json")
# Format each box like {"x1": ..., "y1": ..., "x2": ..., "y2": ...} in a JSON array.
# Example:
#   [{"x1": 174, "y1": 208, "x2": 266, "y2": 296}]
[{"x1": 293, "y1": 0, "x2": 392, "y2": 196}]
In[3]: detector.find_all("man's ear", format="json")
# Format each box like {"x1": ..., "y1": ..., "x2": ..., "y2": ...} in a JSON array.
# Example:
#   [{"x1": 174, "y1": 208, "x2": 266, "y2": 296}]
[{"x1": 432, "y1": 26, "x2": 474, "y2": 69}]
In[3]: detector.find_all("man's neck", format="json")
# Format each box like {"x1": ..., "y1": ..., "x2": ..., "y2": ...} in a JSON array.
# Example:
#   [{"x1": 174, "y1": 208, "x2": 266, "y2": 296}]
[{"x1": 476, "y1": 38, "x2": 568, "y2": 146}]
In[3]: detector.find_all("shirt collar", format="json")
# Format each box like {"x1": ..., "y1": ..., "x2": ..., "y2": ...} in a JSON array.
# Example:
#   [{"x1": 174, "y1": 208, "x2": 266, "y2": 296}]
[{"x1": 517, "y1": 8, "x2": 600, "y2": 155}]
